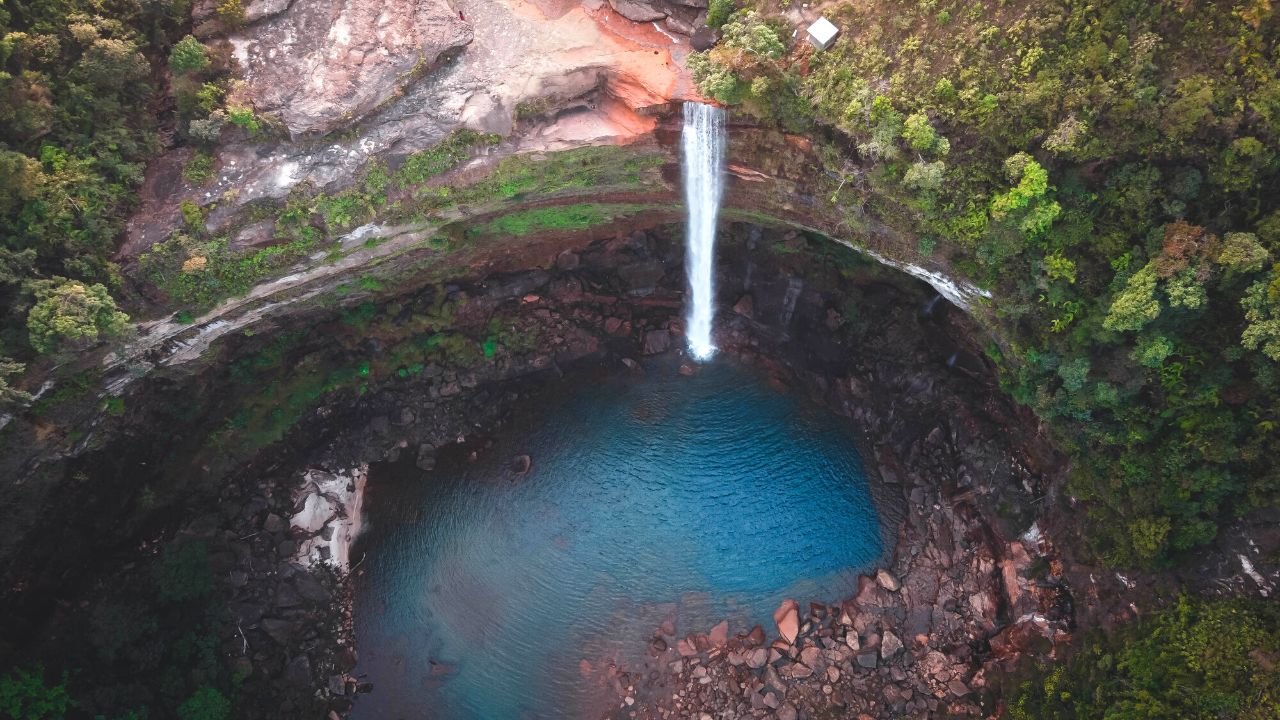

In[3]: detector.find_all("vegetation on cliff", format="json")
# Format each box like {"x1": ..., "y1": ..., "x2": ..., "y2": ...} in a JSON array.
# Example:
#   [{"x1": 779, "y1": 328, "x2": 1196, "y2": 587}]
[
  {"x1": 694, "y1": 0, "x2": 1280, "y2": 567},
  {"x1": 0, "y1": 0, "x2": 183, "y2": 359},
  {"x1": 1009, "y1": 596, "x2": 1280, "y2": 718}
]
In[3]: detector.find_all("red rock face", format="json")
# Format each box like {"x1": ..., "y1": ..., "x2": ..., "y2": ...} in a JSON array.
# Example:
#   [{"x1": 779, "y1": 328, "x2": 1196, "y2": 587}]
[{"x1": 219, "y1": 0, "x2": 697, "y2": 139}]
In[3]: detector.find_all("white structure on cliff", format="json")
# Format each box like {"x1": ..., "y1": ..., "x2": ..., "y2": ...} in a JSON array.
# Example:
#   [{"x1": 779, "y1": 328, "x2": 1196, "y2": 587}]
[{"x1": 807, "y1": 17, "x2": 840, "y2": 50}]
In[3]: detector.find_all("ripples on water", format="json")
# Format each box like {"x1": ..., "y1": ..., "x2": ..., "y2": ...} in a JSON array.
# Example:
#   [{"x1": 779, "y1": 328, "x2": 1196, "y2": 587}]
[{"x1": 350, "y1": 359, "x2": 883, "y2": 719}]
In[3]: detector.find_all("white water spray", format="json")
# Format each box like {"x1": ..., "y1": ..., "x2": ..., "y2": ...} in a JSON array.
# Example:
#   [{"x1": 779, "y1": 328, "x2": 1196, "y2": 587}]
[{"x1": 681, "y1": 102, "x2": 727, "y2": 362}]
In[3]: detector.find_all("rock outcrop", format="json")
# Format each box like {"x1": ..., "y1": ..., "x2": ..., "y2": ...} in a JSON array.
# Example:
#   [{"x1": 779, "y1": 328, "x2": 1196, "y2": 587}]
[{"x1": 227, "y1": 0, "x2": 473, "y2": 137}]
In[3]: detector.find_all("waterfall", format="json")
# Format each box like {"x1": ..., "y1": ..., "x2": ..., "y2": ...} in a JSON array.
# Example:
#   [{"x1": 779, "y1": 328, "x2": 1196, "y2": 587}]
[{"x1": 681, "y1": 101, "x2": 726, "y2": 361}]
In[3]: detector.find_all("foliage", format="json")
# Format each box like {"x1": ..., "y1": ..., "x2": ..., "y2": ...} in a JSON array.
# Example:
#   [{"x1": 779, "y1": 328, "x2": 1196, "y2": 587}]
[
  {"x1": 153, "y1": 541, "x2": 213, "y2": 603},
  {"x1": 0, "y1": 0, "x2": 182, "y2": 358},
  {"x1": 1009, "y1": 598, "x2": 1280, "y2": 719},
  {"x1": 396, "y1": 129, "x2": 501, "y2": 186},
  {"x1": 26, "y1": 278, "x2": 129, "y2": 353},
  {"x1": 709, "y1": 0, "x2": 1280, "y2": 567},
  {"x1": 169, "y1": 36, "x2": 208, "y2": 74},
  {"x1": 0, "y1": 667, "x2": 72, "y2": 720},
  {"x1": 225, "y1": 106, "x2": 259, "y2": 135},
  {"x1": 1103, "y1": 264, "x2": 1161, "y2": 332},
  {"x1": 469, "y1": 203, "x2": 623, "y2": 237},
  {"x1": 139, "y1": 233, "x2": 319, "y2": 312},
  {"x1": 1242, "y1": 267, "x2": 1280, "y2": 360},
  {"x1": 706, "y1": 0, "x2": 734, "y2": 29},
  {"x1": 0, "y1": 358, "x2": 31, "y2": 407},
  {"x1": 183, "y1": 152, "x2": 216, "y2": 184},
  {"x1": 177, "y1": 686, "x2": 231, "y2": 720}
]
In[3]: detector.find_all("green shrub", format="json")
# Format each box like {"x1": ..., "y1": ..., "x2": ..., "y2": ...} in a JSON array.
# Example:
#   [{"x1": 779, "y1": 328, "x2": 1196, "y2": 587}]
[
  {"x1": 396, "y1": 129, "x2": 501, "y2": 186},
  {"x1": 169, "y1": 36, "x2": 208, "y2": 74},
  {"x1": 707, "y1": 0, "x2": 734, "y2": 28},
  {"x1": 178, "y1": 686, "x2": 231, "y2": 720},
  {"x1": 183, "y1": 153, "x2": 216, "y2": 184},
  {"x1": 27, "y1": 279, "x2": 130, "y2": 354},
  {"x1": 226, "y1": 106, "x2": 260, "y2": 135},
  {"x1": 0, "y1": 667, "x2": 72, "y2": 720}
]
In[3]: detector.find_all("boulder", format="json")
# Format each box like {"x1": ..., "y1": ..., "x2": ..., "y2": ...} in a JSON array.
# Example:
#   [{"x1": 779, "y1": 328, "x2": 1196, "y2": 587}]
[
  {"x1": 708, "y1": 620, "x2": 729, "y2": 647},
  {"x1": 291, "y1": 492, "x2": 336, "y2": 534},
  {"x1": 773, "y1": 599, "x2": 800, "y2": 645},
  {"x1": 676, "y1": 636, "x2": 699, "y2": 657},
  {"x1": 733, "y1": 294, "x2": 755, "y2": 319},
  {"x1": 643, "y1": 329, "x2": 672, "y2": 355},
  {"x1": 556, "y1": 250, "x2": 580, "y2": 270},
  {"x1": 509, "y1": 454, "x2": 532, "y2": 475},
  {"x1": 285, "y1": 655, "x2": 312, "y2": 688},
  {"x1": 608, "y1": 0, "x2": 667, "y2": 22},
  {"x1": 881, "y1": 630, "x2": 903, "y2": 659},
  {"x1": 876, "y1": 569, "x2": 901, "y2": 591}
]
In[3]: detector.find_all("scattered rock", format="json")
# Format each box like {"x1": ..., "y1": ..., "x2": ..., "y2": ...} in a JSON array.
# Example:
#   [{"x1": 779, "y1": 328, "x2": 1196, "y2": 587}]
[
  {"x1": 556, "y1": 250, "x2": 580, "y2": 270},
  {"x1": 773, "y1": 599, "x2": 800, "y2": 645},
  {"x1": 643, "y1": 329, "x2": 672, "y2": 355},
  {"x1": 285, "y1": 655, "x2": 312, "y2": 688},
  {"x1": 881, "y1": 630, "x2": 903, "y2": 659},
  {"x1": 509, "y1": 454, "x2": 532, "y2": 475},
  {"x1": 708, "y1": 620, "x2": 729, "y2": 647},
  {"x1": 876, "y1": 568, "x2": 901, "y2": 591},
  {"x1": 263, "y1": 513, "x2": 285, "y2": 533}
]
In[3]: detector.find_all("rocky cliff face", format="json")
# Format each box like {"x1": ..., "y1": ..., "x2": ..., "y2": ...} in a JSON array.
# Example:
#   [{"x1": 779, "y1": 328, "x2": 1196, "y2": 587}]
[{"x1": 223, "y1": 0, "x2": 474, "y2": 138}]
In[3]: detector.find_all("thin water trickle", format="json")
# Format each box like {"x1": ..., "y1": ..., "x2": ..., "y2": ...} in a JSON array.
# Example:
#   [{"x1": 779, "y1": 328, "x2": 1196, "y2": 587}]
[
  {"x1": 349, "y1": 360, "x2": 883, "y2": 719},
  {"x1": 682, "y1": 102, "x2": 727, "y2": 362}
]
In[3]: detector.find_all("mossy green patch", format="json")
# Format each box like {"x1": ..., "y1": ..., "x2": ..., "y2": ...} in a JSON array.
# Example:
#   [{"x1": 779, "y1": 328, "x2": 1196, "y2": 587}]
[{"x1": 467, "y1": 203, "x2": 650, "y2": 238}]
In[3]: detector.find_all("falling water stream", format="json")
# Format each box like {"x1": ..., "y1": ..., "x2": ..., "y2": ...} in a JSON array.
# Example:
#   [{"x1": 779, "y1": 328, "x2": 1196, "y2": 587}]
[{"x1": 681, "y1": 102, "x2": 727, "y2": 361}]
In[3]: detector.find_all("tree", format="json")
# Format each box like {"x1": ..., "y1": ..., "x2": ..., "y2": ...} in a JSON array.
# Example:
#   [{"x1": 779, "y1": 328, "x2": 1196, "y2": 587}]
[
  {"x1": 1057, "y1": 357, "x2": 1091, "y2": 392},
  {"x1": 0, "y1": 667, "x2": 72, "y2": 720},
  {"x1": 903, "y1": 160, "x2": 945, "y2": 191},
  {"x1": 991, "y1": 153, "x2": 1050, "y2": 218},
  {"x1": 1165, "y1": 269, "x2": 1207, "y2": 309},
  {"x1": 0, "y1": 358, "x2": 31, "y2": 408},
  {"x1": 720, "y1": 11, "x2": 785, "y2": 59},
  {"x1": 1217, "y1": 232, "x2": 1270, "y2": 272},
  {"x1": 902, "y1": 112, "x2": 949, "y2": 155},
  {"x1": 707, "y1": 0, "x2": 734, "y2": 29},
  {"x1": 26, "y1": 278, "x2": 130, "y2": 354},
  {"x1": 1132, "y1": 336, "x2": 1174, "y2": 368},
  {"x1": 1241, "y1": 267, "x2": 1280, "y2": 360},
  {"x1": 169, "y1": 35, "x2": 208, "y2": 74},
  {"x1": 1104, "y1": 264, "x2": 1162, "y2": 332},
  {"x1": 76, "y1": 38, "x2": 149, "y2": 93}
]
